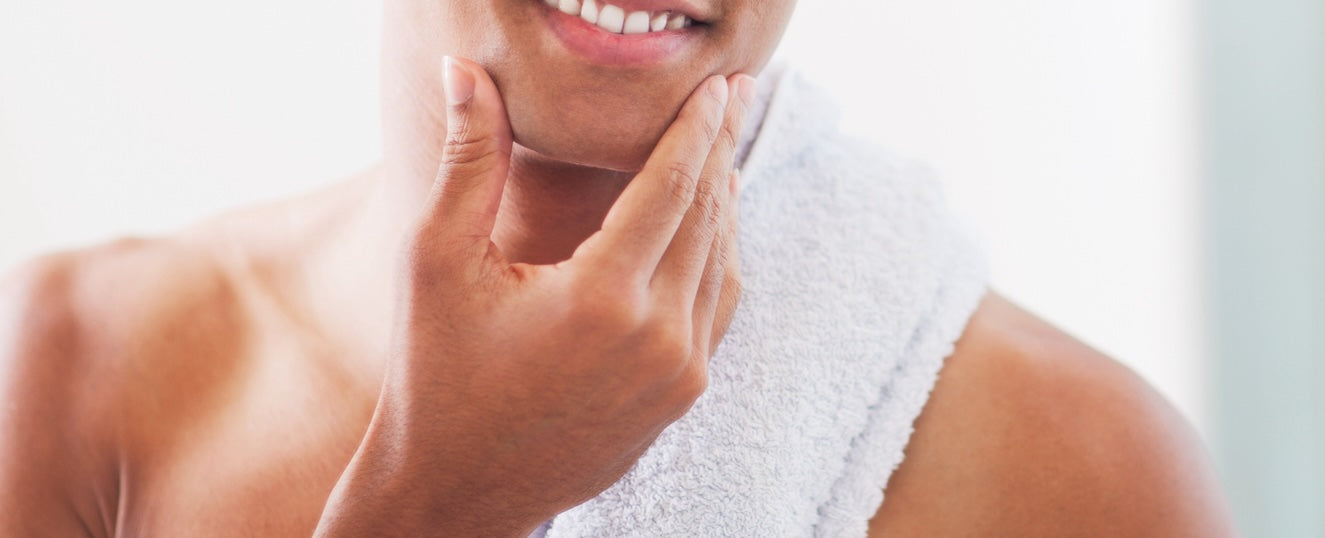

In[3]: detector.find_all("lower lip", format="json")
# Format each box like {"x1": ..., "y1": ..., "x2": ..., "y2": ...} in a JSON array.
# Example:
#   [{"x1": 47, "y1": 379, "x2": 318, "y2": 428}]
[{"x1": 541, "y1": 5, "x2": 699, "y2": 66}]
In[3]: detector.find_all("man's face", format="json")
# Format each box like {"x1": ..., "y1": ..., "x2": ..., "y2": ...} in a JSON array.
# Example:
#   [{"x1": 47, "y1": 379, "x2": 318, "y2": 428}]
[{"x1": 386, "y1": 0, "x2": 798, "y2": 171}]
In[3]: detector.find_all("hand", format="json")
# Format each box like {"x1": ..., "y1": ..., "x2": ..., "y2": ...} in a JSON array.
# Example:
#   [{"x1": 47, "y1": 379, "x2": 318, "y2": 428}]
[{"x1": 316, "y1": 57, "x2": 754, "y2": 537}]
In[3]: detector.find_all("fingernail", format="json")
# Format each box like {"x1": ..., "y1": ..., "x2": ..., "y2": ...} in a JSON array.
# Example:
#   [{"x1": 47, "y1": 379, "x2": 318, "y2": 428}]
[
  {"x1": 737, "y1": 75, "x2": 757, "y2": 104},
  {"x1": 443, "y1": 56, "x2": 475, "y2": 106}
]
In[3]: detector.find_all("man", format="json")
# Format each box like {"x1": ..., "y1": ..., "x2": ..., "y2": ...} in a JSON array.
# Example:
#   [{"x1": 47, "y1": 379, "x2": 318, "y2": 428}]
[{"x1": 1, "y1": 1, "x2": 1233, "y2": 535}]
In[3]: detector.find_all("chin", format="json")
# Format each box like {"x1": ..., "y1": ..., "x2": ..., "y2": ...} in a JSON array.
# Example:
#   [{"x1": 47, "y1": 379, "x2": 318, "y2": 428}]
[
  {"x1": 507, "y1": 105, "x2": 677, "y2": 172},
  {"x1": 513, "y1": 129, "x2": 656, "y2": 172},
  {"x1": 500, "y1": 79, "x2": 689, "y2": 173}
]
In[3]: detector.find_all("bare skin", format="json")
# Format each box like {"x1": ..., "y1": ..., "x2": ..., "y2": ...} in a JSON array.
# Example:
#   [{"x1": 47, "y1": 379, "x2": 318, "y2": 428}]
[
  {"x1": 2, "y1": 60, "x2": 757, "y2": 536},
  {"x1": 0, "y1": 207, "x2": 1237, "y2": 536},
  {"x1": 1, "y1": 0, "x2": 1233, "y2": 534},
  {"x1": 869, "y1": 294, "x2": 1235, "y2": 537}
]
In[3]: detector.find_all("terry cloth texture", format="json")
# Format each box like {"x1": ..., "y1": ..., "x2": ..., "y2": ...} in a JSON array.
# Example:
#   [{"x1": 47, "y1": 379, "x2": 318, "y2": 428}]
[{"x1": 532, "y1": 66, "x2": 990, "y2": 538}]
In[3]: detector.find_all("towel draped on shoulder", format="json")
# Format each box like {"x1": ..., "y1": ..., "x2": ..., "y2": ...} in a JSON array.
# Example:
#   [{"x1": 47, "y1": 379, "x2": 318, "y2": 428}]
[{"x1": 534, "y1": 65, "x2": 990, "y2": 538}]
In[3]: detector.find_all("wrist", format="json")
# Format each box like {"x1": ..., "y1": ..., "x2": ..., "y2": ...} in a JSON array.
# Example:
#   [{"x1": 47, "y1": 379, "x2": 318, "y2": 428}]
[{"x1": 315, "y1": 403, "x2": 548, "y2": 537}]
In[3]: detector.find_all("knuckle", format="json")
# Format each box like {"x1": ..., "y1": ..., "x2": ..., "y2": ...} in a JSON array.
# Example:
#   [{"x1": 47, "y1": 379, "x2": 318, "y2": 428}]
[
  {"x1": 442, "y1": 110, "x2": 477, "y2": 155},
  {"x1": 721, "y1": 226, "x2": 741, "y2": 266},
  {"x1": 722, "y1": 272, "x2": 743, "y2": 307},
  {"x1": 716, "y1": 118, "x2": 741, "y2": 154},
  {"x1": 722, "y1": 248, "x2": 743, "y2": 295},
  {"x1": 675, "y1": 364, "x2": 709, "y2": 402},
  {"x1": 570, "y1": 279, "x2": 649, "y2": 331},
  {"x1": 693, "y1": 177, "x2": 723, "y2": 229},
  {"x1": 643, "y1": 317, "x2": 694, "y2": 363},
  {"x1": 712, "y1": 238, "x2": 732, "y2": 273},
  {"x1": 725, "y1": 265, "x2": 743, "y2": 294},
  {"x1": 441, "y1": 109, "x2": 502, "y2": 172},
  {"x1": 664, "y1": 163, "x2": 700, "y2": 207},
  {"x1": 441, "y1": 134, "x2": 502, "y2": 171},
  {"x1": 698, "y1": 108, "x2": 723, "y2": 146},
  {"x1": 704, "y1": 253, "x2": 725, "y2": 291}
]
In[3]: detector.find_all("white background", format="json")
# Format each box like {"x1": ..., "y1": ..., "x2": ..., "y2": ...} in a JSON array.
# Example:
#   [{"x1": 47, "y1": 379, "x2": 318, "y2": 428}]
[
  {"x1": 0, "y1": 0, "x2": 1206, "y2": 435},
  {"x1": 780, "y1": 0, "x2": 1207, "y2": 433}
]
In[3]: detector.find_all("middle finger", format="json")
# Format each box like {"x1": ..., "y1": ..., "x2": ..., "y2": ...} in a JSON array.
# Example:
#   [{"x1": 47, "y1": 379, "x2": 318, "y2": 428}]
[{"x1": 650, "y1": 74, "x2": 755, "y2": 307}]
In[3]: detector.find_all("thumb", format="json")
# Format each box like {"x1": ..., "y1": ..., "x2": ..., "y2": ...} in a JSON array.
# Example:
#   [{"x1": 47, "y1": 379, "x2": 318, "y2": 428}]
[{"x1": 424, "y1": 56, "x2": 514, "y2": 245}]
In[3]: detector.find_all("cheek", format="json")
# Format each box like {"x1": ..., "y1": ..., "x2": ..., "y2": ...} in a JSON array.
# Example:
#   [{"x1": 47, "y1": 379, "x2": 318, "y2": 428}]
[{"x1": 722, "y1": 0, "x2": 798, "y2": 72}]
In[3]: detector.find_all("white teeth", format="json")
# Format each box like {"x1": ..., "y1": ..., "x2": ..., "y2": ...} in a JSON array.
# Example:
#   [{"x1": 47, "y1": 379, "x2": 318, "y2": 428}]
[
  {"x1": 650, "y1": 12, "x2": 669, "y2": 31},
  {"x1": 622, "y1": 11, "x2": 651, "y2": 34},
  {"x1": 551, "y1": 0, "x2": 694, "y2": 35},
  {"x1": 666, "y1": 13, "x2": 687, "y2": 30},
  {"x1": 580, "y1": 0, "x2": 600, "y2": 24},
  {"x1": 596, "y1": 4, "x2": 625, "y2": 33}
]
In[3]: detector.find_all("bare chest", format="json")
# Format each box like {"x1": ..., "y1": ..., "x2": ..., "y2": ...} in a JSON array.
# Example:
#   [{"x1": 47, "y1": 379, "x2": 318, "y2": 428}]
[{"x1": 114, "y1": 336, "x2": 378, "y2": 536}]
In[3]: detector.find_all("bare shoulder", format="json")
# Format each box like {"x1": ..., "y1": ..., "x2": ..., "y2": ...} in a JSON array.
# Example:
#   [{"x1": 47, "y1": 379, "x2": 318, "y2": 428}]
[
  {"x1": 0, "y1": 236, "x2": 245, "y2": 384},
  {"x1": 0, "y1": 237, "x2": 244, "y2": 536},
  {"x1": 869, "y1": 292, "x2": 1235, "y2": 537}
]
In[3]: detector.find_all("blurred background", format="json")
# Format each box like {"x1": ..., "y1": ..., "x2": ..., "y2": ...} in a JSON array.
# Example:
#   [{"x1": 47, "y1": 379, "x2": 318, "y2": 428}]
[{"x1": 0, "y1": 0, "x2": 1320, "y2": 535}]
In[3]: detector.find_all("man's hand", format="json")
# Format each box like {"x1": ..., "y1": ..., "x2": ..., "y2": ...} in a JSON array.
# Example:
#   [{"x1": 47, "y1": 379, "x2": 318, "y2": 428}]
[{"x1": 316, "y1": 56, "x2": 754, "y2": 537}]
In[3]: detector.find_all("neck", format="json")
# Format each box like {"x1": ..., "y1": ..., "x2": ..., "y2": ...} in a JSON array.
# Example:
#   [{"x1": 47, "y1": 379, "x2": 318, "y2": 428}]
[
  {"x1": 489, "y1": 147, "x2": 637, "y2": 265},
  {"x1": 375, "y1": 145, "x2": 636, "y2": 267}
]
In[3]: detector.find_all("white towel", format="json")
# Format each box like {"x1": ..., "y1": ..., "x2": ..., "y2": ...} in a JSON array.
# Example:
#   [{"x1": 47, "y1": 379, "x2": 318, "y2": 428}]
[{"x1": 532, "y1": 65, "x2": 990, "y2": 537}]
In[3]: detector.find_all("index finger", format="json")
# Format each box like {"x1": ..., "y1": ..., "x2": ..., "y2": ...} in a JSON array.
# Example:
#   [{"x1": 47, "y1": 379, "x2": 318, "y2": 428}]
[{"x1": 575, "y1": 75, "x2": 730, "y2": 279}]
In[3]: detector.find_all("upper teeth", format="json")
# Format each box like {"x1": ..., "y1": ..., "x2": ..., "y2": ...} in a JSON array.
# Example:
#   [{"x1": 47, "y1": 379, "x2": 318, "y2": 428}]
[{"x1": 545, "y1": 0, "x2": 692, "y2": 34}]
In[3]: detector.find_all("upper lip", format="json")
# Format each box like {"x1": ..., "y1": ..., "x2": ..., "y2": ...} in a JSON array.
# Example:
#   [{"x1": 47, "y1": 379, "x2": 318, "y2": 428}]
[{"x1": 585, "y1": 0, "x2": 714, "y2": 23}]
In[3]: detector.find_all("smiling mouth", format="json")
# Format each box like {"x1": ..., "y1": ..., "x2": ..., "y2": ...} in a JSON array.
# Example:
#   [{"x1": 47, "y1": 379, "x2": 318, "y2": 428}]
[{"x1": 542, "y1": 0, "x2": 698, "y2": 35}]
